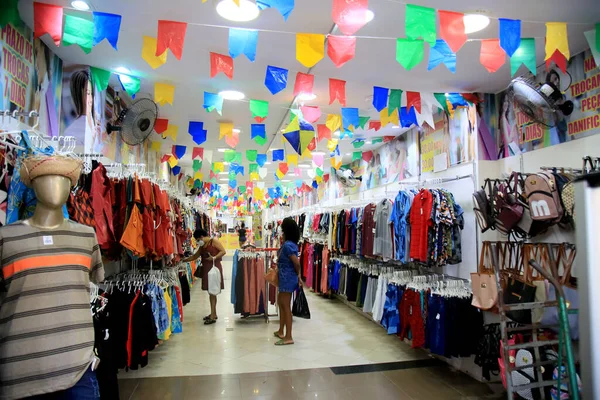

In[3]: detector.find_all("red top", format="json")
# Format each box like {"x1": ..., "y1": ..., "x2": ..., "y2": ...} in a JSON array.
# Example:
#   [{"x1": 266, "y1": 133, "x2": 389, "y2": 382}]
[{"x1": 409, "y1": 189, "x2": 434, "y2": 262}]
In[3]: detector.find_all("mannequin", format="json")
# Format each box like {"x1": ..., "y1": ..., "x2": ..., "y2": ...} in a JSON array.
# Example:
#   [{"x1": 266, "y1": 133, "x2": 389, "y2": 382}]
[{"x1": 0, "y1": 156, "x2": 104, "y2": 400}]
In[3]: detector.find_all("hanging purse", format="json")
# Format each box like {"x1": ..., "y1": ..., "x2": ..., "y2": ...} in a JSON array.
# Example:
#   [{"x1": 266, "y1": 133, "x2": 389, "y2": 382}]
[
  {"x1": 265, "y1": 267, "x2": 279, "y2": 287},
  {"x1": 471, "y1": 242, "x2": 498, "y2": 310},
  {"x1": 494, "y1": 173, "x2": 524, "y2": 235},
  {"x1": 504, "y1": 244, "x2": 537, "y2": 324}
]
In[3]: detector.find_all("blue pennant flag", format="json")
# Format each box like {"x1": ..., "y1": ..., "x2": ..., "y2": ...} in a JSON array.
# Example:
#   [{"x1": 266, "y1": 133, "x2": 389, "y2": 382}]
[
  {"x1": 283, "y1": 131, "x2": 301, "y2": 154},
  {"x1": 499, "y1": 18, "x2": 521, "y2": 57},
  {"x1": 264, "y1": 65, "x2": 288, "y2": 95},
  {"x1": 229, "y1": 180, "x2": 237, "y2": 189},
  {"x1": 229, "y1": 28, "x2": 258, "y2": 61},
  {"x1": 295, "y1": 179, "x2": 303, "y2": 188},
  {"x1": 339, "y1": 129, "x2": 353, "y2": 139},
  {"x1": 256, "y1": 0, "x2": 295, "y2": 21},
  {"x1": 312, "y1": 180, "x2": 318, "y2": 189},
  {"x1": 341, "y1": 107, "x2": 359, "y2": 130},
  {"x1": 230, "y1": 163, "x2": 245, "y2": 176},
  {"x1": 256, "y1": 154, "x2": 267, "y2": 167},
  {"x1": 272, "y1": 149, "x2": 285, "y2": 161},
  {"x1": 372, "y1": 86, "x2": 389, "y2": 112},
  {"x1": 428, "y1": 40, "x2": 456, "y2": 73},
  {"x1": 203, "y1": 92, "x2": 223, "y2": 114},
  {"x1": 172, "y1": 166, "x2": 181, "y2": 176},
  {"x1": 173, "y1": 145, "x2": 186, "y2": 159},
  {"x1": 446, "y1": 93, "x2": 469, "y2": 107},
  {"x1": 188, "y1": 121, "x2": 207, "y2": 145},
  {"x1": 251, "y1": 124, "x2": 266, "y2": 139},
  {"x1": 92, "y1": 12, "x2": 122, "y2": 50},
  {"x1": 399, "y1": 106, "x2": 418, "y2": 128}
]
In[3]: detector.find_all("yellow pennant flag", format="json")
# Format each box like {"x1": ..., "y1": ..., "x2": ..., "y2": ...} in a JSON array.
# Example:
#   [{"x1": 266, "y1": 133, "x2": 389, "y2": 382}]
[
  {"x1": 327, "y1": 139, "x2": 339, "y2": 152},
  {"x1": 253, "y1": 187, "x2": 264, "y2": 200},
  {"x1": 250, "y1": 172, "x2": 259, "y2": 181},
  {"x1": 168, "y1": 155, "x2": 178, "y2": 168},
  {"x1": 296, "y1": 33, "x2": 325, "y2": 68},
  {"x1": 162, "y1": 124, "x2": 178, "y2": 141},
  {"x1": 545, "y1": 22, "x2": 570, "y2": 60},
  {"x1": 300, "y1": 130, "x2": 313, "y2": 152},
  {"x1": 233, "y1": 0, "x2": 240, "y2": 5},
  {"x1": 326, "y1": 114, "x2": 342, "y2": 133},
  {"x1": 331, "y1": 156, "x2": 342, "y2": 170},
  {"x1": 287, "y1": 154, "x2": 298, "y2": 166},
  {"x1": 220, "y1": 122, "x2": 234, "y2": 139},
  {"x1": 194, "y1": 171, "x2": 203, "y2": 181},
  {"x1": 213, "y1": 162, "x2": 224, "y2": 173},
  {"x1": 380, "y1": 108, "x2": 399, "y2": 127},
  {"x1": 154, "y1": 82, "x2": 175, "y2": 106},
  {"x1": 150, "y1": 141, "x2": 162, "y2": 152},
  {"x1": 316, "y1": 176, "x2": 323, "y2": 184},
  {"x1": 142, "y1": 36, "x2": 167, "y2": 69},
  {"x1": 276, "y1": 170, "x2": 285, "y2": 180}
]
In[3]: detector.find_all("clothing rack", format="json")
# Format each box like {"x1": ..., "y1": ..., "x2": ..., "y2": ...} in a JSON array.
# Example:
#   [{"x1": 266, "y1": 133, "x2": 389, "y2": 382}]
[{"x1": 234, "y1": 247, "x2": 278, "y2": 322}]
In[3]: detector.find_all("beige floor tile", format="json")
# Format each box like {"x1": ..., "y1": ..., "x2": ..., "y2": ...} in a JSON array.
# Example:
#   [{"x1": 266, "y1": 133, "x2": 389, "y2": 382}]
[
  {"x1": 239, "y1": 375, "x2": 295, "y2": 398},
  {"x1": 237, "y1": 351, "x2": 283, "y2": 365},
  {"x1": 383, "y1": 368, "x2": 463, "y2": 400}
]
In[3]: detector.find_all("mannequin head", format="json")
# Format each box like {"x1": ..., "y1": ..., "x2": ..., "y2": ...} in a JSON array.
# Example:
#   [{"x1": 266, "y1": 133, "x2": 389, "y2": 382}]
[{"x1": 32, "y1": 175, "x2": 71, "y2": 209}]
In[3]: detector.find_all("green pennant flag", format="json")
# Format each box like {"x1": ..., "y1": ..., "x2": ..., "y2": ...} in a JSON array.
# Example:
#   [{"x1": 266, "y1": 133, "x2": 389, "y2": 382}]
[
  {"x1": 0, "y1": 0, "x2": 20, "y2": 28},
  {"x1": 224, "y1": 150, "x2": 236, "y2": 163},
  {"x1": 250, "y1": 99, "x2": 269, "y2": 119},
  {"x1": 249, "y1": 163, "x2": 259, "y2": 173},
  {"x1": 405, "y1": 4, "x2": 436, "y2": 45},
  {"x1": 193, "y1": 159, "x2": 202, "y2": 171},
  {"x1": 246, "y1": 150, "x2": 258, "y2": 162},
  {"x1": 62, "y1": 14, "x2": 95, "y2": 54},
  {"x1": 510, "y1": 38, "x2": 537, "y2": 77},
  {"x1": 290, "y1": 109, "x2": 302, "y2": 122},
  {"x1": 239, "y1": 186, "x2": 246, "y2": 194},
  {"x1": 396, "y1": 38, "x2": 424, "y2": 71},
  {"x1": 234, "y1": 152, "x2": 243, "y2": 164},
  {"x1": 228, "y1": 171, "x2": 236, "y2": 180},
  {"x1": 434, "y1": 93, "x2": 450, "y2": 114},
  {"x1": 316, "y1": 167, "x2": 323, "y2": 177},
  {"x1": 388, "y1": 89, "x2": 403, "y2": 115},
  {"x1": 353, "y1": 140, "x2": 365, "y2": 149},
  {"x1": 118, "y1": 74, "x2": 140, "y2": 97},
  {"x1": 352, "y1": 151, "x2": 362, "y2": 162},
  {"x1": 211, "y1": 162, "x2": 218, "y2": 172},
  {"x1": 254, "y1": 135, "x2": 267, "y2": 146},
  {"x1": 194, "y1": 179, "x2": 202, "y2": 189},
  {"x1": 90, "y1": 67, "x2": 111, "y2": 92},
  {"x1": 358, "y1": 116, "x2": 370, "y2": 129},
  {"x1": 372, "y1": 137, "x2": 383, "y2": 144}
]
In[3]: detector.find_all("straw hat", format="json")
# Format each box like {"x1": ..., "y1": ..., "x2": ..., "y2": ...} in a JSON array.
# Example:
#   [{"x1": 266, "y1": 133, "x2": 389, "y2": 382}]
[{"x1": 20, "y1": 155, "x2": 83, "y2": 187}]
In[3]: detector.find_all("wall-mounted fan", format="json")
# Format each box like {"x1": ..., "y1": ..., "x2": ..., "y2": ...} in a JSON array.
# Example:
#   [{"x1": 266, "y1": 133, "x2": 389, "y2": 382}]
[
  {"x1": 336, "y1": 168, "x2": 361, "y2": 187},
  {"x1": 107, "y1": 98, "x2": 158, "y2": 146},
  {"x1": 507, "y1": 77, "x2": 574, "y2": 127}
]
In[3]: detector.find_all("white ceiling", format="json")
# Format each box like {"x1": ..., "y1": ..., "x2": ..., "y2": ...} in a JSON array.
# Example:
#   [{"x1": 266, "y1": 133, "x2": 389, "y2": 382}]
[{"x1": 18, "y1": 0, "x2": 599, "y2": 185}]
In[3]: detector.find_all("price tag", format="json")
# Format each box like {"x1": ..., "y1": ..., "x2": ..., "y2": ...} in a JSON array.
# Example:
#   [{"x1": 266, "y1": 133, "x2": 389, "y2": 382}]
[{"x1": 43, "y1": 236, "x2": 53, "y2": 245}]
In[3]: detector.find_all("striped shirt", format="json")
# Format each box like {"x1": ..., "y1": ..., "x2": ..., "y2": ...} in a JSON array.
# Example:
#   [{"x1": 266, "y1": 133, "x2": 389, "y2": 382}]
[{"x1": 0, "y1": 221, "x2": 104, "y2": 400}]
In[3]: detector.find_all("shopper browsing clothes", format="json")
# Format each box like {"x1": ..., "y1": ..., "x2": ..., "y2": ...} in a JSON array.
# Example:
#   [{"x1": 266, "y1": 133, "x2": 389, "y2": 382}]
[
  {"x1": 183, "y1": 229, "x2": 226, "y2": 325},
  {"x1": 274, "y1": 218, "x2": 303, "y2": 345},
  {"x1": 237, "y1": 221, "x2": 247, "y2": 247}
]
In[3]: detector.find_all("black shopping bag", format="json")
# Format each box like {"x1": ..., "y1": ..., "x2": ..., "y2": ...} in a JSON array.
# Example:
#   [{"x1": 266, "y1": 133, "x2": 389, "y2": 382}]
[{"x1": 292, "y1": 287, "x2": 311, "y2": 319}]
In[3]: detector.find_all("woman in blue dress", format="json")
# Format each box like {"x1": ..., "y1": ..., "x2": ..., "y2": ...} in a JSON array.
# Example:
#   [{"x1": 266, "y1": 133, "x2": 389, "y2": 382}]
[{"x1": 274, "y1": 218, "x2": 302, "y2": 345}]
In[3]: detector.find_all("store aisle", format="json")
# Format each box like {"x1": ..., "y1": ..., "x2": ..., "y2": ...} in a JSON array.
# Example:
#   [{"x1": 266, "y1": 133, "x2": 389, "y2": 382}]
[{"x1": 119, "y1": 253, "x2": 429, "y2": 379}]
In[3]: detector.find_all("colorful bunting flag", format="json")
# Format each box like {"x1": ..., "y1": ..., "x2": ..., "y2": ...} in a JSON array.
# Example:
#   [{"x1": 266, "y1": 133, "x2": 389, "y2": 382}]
[
  {"x1": 168, "y1": 155, "x2": 178, "y2": 168},
  {"x1": 228, "y1": 28, "x2": 258, "y2": 61},
  {"x1": 203, "y1": 92, "x2": 223, "y2": 114},
  {"x1": 287, "y1": 154, "x2": 298, "y2": 166},
  {"x1": 405, "y1": 4, "x2": 436, "y2": 45},
  {"x1": 369, "y1": 121, "x2": 382, "y2": 131},
  {"x1": 172, "y1": 145, "x2": 186, "y2": 159},
  {"x1": 33, "y1": 2, "x2": 63, "y2": 46},
  {"x1": 358, "y1": 116, "x2": 370, "y2": 129},
  {"x1": 278, "y1": 162, "x2": 289, "y2": 175},
  {"x1": 327, "y1": 139, "x2": 339, "y2": 152},
  {"x1": 193, "y1": 147, "x2": 204, "y2": 160},
  {"x1": 155, "y1": 118, "x2": 169, "y2": 134},
  {"x1": 156, "y1": 20, "x2": 187, "y2": 60},
  {"x1": 151, "y1": 141, "x2": 162, "y2": 152},
  {"x1": 438, "y1": 10, "x2": 467, "y2": 53},
  {"x1": 434, "y1": 93, "x2": 450, "y2": 114},
  {"x1": 256, "y1": 154, "x2": 267, "y2": 167},
  {"x1": 210, "y1": 52, "x2": 234, "y2": 79},
  {"x1": 332, "y1": 0, "x2": 369, "y2": 36},
  {"x1": 246, "y1": 150, "x2": 258, "y2": 162},
  {"x1": 317, "y1": 124, "x2": 331, "y2": 142},
  {"x1": 313, "y1": 153, "x2": 324, "y2": 167},
  {"x1": 546, "y1": 50, "x2": 567, "y2": 73},
  {"x1": 296, "y1": 33, "x2": 325, "y2": 68},
  {"x1": 142, "y1": 36, "x2": 168, "y2": 69},
  {"x1": 545, "y1": 22, "x2": 569, "y2": 70},
  {"x1": 223, "y1": 149, "x2": 236, "y2": 162},
  {"x1": 480, "y1": 39, "x2": 506, "y2": 73},
  {"x1": 387, "y1": 89, "x2": 402, "y2": 115},
  {"x1": 428, "y1": 39, "x2": 457, "y2": 73},
  {"x1": 154, "y1": 82, "x2": 175, "y2": 106},
  {"x1": 509, "y1": 38, "x2": 536, "y2": 76},
  {"x1": 300, "y1": 106, "x2": 321, "y2": 123},
  {"x1": 341, "y1": 108, "x2": 359, "y2": 130},
  {"x1": 399, "y1": 106, "x2": 418, "y2": 128},
  {"x1": 362, "y1": 150, "x2": 373, "y2": 163},
  {"x1": 225, "y1": 129, "x2": 239, "y2": 148},
  {"x1": 294, "y1": 168, "x2": 302, "y2": 177},
  {"x1": 251, "y1": 124, "x2": 266, "y2": 140},
  {"x1": 249, "y1": 99, "x2": 269, "y2": 121},
  {"x1": 396, "y1": 38, "x2": 425, "y2": 70},
  {"x1": 162, "y1": 124, "x2": 178, "y2": 141},
  {"x1": 372, "y1": 87, "x2": 389, "y2": 112},
  {"x1": 264, "y1": 65, "x2": 288, "y2": 95},
  {"x1": 219, "y1": 122, "x2": 234, "y2": 139},
  {"x1": 499, "y1": 18, "x2": 521, "y2": 57},
  {"x1": 406, "y1": 91, "x2": 421, "y2": 113},
  {"x1": 329, "y1": 79, "x2": 347, "y2": 106},
  {"x1": 326, "y1": 114, "x2": 342, "y2": 132},
  {"x1": 189, "y1": 121, "x2": 207, "y2": 145},
  {"x1": 172, "y1": 166, "x2": 181, "y2": 176},
  {"x1": 284, "y1": 131, "x2": 301, "y2": 154},
  {"x1": 62, "y1": 14, "x2": 94, "y2": 54},
  {"x1": 117, "y1": 74, "x2": 141, "y2": 97},
  {"x1": 0, "y1": 0, "x2": 20, "y2": 29},
  {"x1": 92, "y1": 12, "x2": 121, "y2": 50},
  {"x1": 352, "y1": 140, "x2": 365, "y2": 149},
  {"x1": 584, "y1": 29, "x2": 600, "y2": 68},
  {"x1": 327, "y1": 35, "x2": 356, "y2": 68},
  {"x1": 255, "y1": 135, "x2": 267, "y2": 146},
  {"x1": 293, "y1": 72, "x2": 315, "y2": 96},
  {"x1": 258, "y1": 167, "x2": 268, "y2": 179},
  {"x1": 352, "y1": 151, "x2": 362, "y2": 162},
  {"x1": 256, "y1": 0, "x2": 295, "y2": 21},
  {"x1": 380, "y1": 108, "x2": 399, "y2": 127},
  {"x1": 273, "y1": 149, "x2": 285, "y2": 161},
  {"x1": 90, "y1": 67, "x2": 111, "y2": 92}
]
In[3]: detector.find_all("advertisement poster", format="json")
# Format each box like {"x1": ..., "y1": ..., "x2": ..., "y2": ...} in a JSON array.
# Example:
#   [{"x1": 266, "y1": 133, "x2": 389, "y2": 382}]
[{"x1": 487, "y1": 49, "x2": 600, "y2": 158}]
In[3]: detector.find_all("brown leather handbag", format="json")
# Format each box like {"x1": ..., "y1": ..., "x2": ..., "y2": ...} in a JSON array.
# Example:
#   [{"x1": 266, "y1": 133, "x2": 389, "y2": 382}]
[
  {"x1": 471, "y1": 242, "x2": 498, "y2": 310},
  {"x1": 265, "y1": 267, "x2": 279, "y2": 287}
]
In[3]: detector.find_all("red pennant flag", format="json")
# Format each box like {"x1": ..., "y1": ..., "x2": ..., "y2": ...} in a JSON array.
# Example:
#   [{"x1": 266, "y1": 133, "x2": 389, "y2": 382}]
[
  {"x1": 34, "y1": 2, "x2": 63, "y2": 46},
  {"x1": 308, "y1": 137, "x2": 317, "y2": 151},
  {"x1": 192, "y1": 147, "x2": 204, "y2": 160},
  {"x1": 155, "y1": 118, "x2": 169, "y2": 134},
  {"x1": 362, "y1": 150, "x2": 373, "y2": 163},
  {"x1": 369, "y1": 120, "x2": 382, "y2": 131},
  {"x1": 317, "y1": 124, "x2": 332, "y2": 142},
  {"x1": 178, "y1": 174, "x2": 184, "y2": 181},
  {"x1": 160, "y1": 154, "x2": 171, "y2": 163},
  {"x1": 461, "y1": 93, "x2": 480, "y2": 104},
  {"x1": 406, "y1": 91, "x2": 422, "y2": 113},
  {"x1": 225, "y1": 130, "x2": 239, "y2": 148},
  {"x1": 210, "y1": 52, "x2": 234, "y2": 79},
  {"x1": 383, "y1": 136, "x2": 395, "y2": 143},
  {"x1": 293, "y1": 72, "x2": 314, "y2": 96},
  {"x1": 329, "y1": 78, "x2": 346, "y2": 106},
  {"x1": 254, "y1": 116, "x2": 266, "y2": 123},
  {"x1": 438, "y1": 10, "x2": 467, "y2": 53},
  {"x1": 327, "y1": 35, "x2": 356, "y2": 68},
  {"x1": 278, "y1": 162, "x2": 289, "y2": 175},
  {"x1": 480, "y1": 39, "x2": 505, "y2": 73},
  {"x1": 332, "y1": 0, "x2": 369, "y2": 36},
  {"x1": 203, "y1": 182, "x2": 211, "y2": 192},
  {"x1": 324, "y1": 174, "x2": 330, "y2": 183},
  {"x1": 210, "y1": 171, "x2": 217, "y2": 180},
  {"x1": 156, "y1": 20, "x2": 187, "y2": 60},
  {"x1": 301, "y1": 106, "x2": 321, "y2": 123},
  {"x1": 546, "y1": 49, "x2": 567, "y2": 73}
]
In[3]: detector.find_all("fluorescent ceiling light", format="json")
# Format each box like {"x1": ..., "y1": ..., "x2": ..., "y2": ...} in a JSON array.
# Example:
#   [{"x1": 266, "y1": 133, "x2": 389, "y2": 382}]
[
  {"x1": 219, "y1": 172, "x2": 229, "y2": 175},
  {"x1": 223, "y1": 162, "x2": 230, "y2": 165},
  {"x1": 365, "y1": 141, "x2": 372, "y2": 145},
  {"x1": 281, "y1": 180, "x2": 291, "y2": 182},
  {"x1": 71, "y1": 1, "x2": 90, "y2": 11},
  {"x1": 297, "y1": 93, "x2": 317, "y2": 101},
  {"x1": 366, "y1": 10, "x2": 375, "y2": 23},
  {"x1": 264, "y1": 162, "x2": 272, "y2": 165},
  {"x1": 345, "y1": 153, "x2": 352, "y2": 156},
  {"x1": 217, "y1": 148, "x2": 228, "y2": 152},
  {"x1": 333, "y1": 130, "x2": 340, "y2": 137},
  {"x1": 299, "y1": 164, "x2": 312, "y2": 168},
  {"x1": 216, "y1": 0, "x2": 260, "y2": 22},
  {"x1": 464, "y1": 14, "x2": 490, "y2": 34},
  {"x1": 392, "y1": 125, "x2": 400, "y2": 129},
  {"x1": 219, "y1": 178, "x2": 229, "y2": 182},
  {"x1": 115, "y1": 66, "x2": 130, "y2": 74},
  {"x1": 218, "y1": 90, "x2": 245, "y2": 100},
  {"x1": 233, "y1": 128, "x2": 241, "y2": 134}
]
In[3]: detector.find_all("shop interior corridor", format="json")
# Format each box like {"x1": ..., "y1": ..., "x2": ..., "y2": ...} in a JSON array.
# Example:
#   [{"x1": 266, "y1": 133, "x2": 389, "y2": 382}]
[{"x1": 118, "y1": 253, "x2": 502, "y2": 399}]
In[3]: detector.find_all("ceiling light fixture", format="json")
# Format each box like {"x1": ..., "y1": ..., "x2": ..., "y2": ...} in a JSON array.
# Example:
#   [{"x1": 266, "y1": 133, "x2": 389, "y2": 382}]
[
  {"x1": 264, "y1": 162, "x2": 272, "y2": 165},
  {"x1": 392, "y1": 125, "x2": 400, "y2": 129},
  {"x1": 345, "y1": 153, "x2": 352, "y2": 156},
  {"x1": 299, "y1": 164, "x2": 312, "y2": 168},
  {"x1": 115, "y1": 66, "x2": 130, "y2": 74},
  {"x1": 216, "y1": 0, "x2": 260, "y2": 22},
  {"x1": 297, "y1": 93, "x2": 317, "y2": 101},
  {"x1": 219, "y1": 178, "x2": 229, "y2": 182},
  {"x1": 71, "y1": 0, "x2": 90, "y2": 11},
  {"x1": 218, "y1": 90, "x2": 245, "y2": 100},
  {"x1": 233, "y1": 128, "x2": 241, "y2": 134},
  {"x1": 219, "y1": 172, "x2": 229, "y2": 175},
  {"x1": 463, "y1": 14, "x2": 490, "y2": 34},
  {"x1": 217, "y1": 148, "x2": 228, "y2": 152},
  {"x1": 333, "y1": 131, "x2": 341, "y2": 137},
  {"x1": 281, "y1": 180, "x2": 291, "y2": 182},
  {"x1": 365, "y1": 10, "x2": 375, "y2": 23}
]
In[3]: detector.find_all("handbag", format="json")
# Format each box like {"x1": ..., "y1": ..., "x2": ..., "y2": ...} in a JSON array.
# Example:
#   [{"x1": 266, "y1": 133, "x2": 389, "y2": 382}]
[
  {"x1": 504, "y1": 277, "x2": 537, "y2": 324},
  {"x1": 265, "y1": 267, "x2": 279, "y2": 287},
  {"x1": 494, "y1": 173, "x2": 524, "y2": 235},
  {"x1": 471, "y1": 242, "x2": 498, "y2": 310}
]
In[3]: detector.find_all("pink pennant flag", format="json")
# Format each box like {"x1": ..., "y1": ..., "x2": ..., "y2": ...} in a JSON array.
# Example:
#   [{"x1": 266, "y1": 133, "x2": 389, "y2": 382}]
[
  {"x1": 327, "y1": 35, "x2": 356, "y2": 68},
  {"x1": 312, "y1": 153, "x2": 324, "y2": 167},
  {"x1": 192, "y1": 147, "x2": 204, "y2": 160},
  {"x1": 225, "y1": 130, "x2": 239, "y2": 148},
  {"x1": 293, "y1": 72, "x2": 315, "y2": 96},
  {"x1": 301, "y1": 106, "x2": 321, "y2": 123},
  {"x1": 332, "y1": 0, "x2": 370, "y2": 36},
  {"x1": 294, "y1": 168, "x2": 301, "y2": 177},
  {"x1": 329, "y1": 78, "x2": 347, "y2": 106}
]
